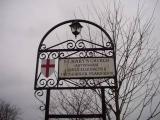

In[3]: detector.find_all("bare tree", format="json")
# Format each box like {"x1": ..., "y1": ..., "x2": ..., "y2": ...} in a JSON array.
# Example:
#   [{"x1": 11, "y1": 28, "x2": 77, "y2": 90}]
[
  {"x1": 97, "y1": 1, "x2": 160, "y2": 120},
  {"x1": 0, "y1": 100, "x2": 22, "y2": 120},
  {"x1": 41, "y1": 0, "x2": 160, "y2": 120},
  {"x1": 50, "y1": 89, "x2": 102, "y2": 120}
]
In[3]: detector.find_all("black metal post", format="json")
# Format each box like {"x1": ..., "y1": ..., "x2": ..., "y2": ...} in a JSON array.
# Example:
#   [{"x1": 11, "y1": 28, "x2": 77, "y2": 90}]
[
  {"x1": 101, "y1": 88, "x2": 106, "y2": 120},
  {"x1": 45, "y1": 90, "x2": 50, "y2": 120}
]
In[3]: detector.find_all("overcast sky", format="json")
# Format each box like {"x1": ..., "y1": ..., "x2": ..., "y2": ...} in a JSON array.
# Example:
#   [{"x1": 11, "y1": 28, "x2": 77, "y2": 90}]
[{"x1": 0, "y1": 0, "x2": 160, "y2": 120}]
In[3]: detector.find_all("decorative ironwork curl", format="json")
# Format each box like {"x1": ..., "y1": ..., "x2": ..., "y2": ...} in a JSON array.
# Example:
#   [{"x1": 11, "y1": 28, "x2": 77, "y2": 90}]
[
  {"x1": 47, "y1": 79, "x2": 57, "y2": 87},
  {"x1": 39, "y1": 105, "x2": 45, "y2": 111},
  {"x1": 37, "y1": 78, "x2": 59, "y2": 88},
  {"x1": 39, "y1": 52, "x2": 48, "y2": 59},
  {"x1": 40, "y1": 44, "x2": 47, "y2": 50},
  {"x1": 49, "y1": 52, "x2": 59, "y2": 59},
  {"x1": 78, "y1": 79, "x2": 106, "y2": 87},
  {"x1": 87, "y1": 79, "x2": 96, "y2": 86},
  {"x1": 79, "y1": 79, "x2": 87, "y2": 87},
  {"x1": 105, "y1": 42, "x2": 112, "y2": 48},
  {"x1": 39, "y1": 79, "x2": 47, "y2": 87},
  {"x1": 34, "y1": 90, "x2": 45, "y2": 111},
  {"x1": 108, "y1": 50, "x2": 113, "y2": 56},
  {"x1": 35, "y1": 90, "x2": 44, "y2": 96},
  {"x1": 79, "y1": 51, "x2": 96, "y2": 57},
  {"x1": 79, "y1": 51, "x2": 87, "y2": 57},
  {"x1": 86, "y1": 51, "x2": 95, "y2": 57},
  {"x1": 76, "y1": 40, "x2": 86, "y2": 49},
  {"x1": 59, "y1": 52, "x2": 65, "y2": 58},
  {"x1": 47, "y1": 51, "x2": 66, "y2": 59},
  {"x1": 105, "y1": 50, "x2": 113, "y2": 57},
  {"x1": 67, "y1": 40, "x2": 75, "y2": 49},
  {"x1": 58, "y1": 80, "x2": 63, "y2": 86}
]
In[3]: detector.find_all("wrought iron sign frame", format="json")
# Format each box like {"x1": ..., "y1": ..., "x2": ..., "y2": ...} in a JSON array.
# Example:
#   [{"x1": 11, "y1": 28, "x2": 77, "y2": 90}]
[{"x1": 34, "y1": 19, "x2": 117, "y2": 120}]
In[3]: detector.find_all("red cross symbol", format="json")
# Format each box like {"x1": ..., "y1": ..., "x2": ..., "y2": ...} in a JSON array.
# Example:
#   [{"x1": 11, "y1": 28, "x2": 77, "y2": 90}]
[{"x1": 41, "y1": 59, "x2": 55, "y2": 78}]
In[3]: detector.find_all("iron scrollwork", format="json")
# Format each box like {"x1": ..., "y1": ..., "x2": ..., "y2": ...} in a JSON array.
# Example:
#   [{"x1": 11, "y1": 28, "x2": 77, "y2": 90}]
[
  {"x1": 35, "y1": 39, "x2": 115, "y2": 89},
  {"x1": 37, "y1": 77, "x2": 58, "y2": 88},
  {"x1": 34, "y1": 90, "x2": 45, "y2": 111}
]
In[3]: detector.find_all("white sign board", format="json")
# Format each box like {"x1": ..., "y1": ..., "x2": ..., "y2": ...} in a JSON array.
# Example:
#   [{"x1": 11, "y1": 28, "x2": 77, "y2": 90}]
[{"x1": 58, "y1": 57, "x2": 115, "y2": 79}]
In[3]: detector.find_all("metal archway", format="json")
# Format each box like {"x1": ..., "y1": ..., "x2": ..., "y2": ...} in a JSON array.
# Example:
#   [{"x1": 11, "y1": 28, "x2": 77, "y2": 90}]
[{"x1": 34, "y1": 19, "x2": 117, "y2": 120}]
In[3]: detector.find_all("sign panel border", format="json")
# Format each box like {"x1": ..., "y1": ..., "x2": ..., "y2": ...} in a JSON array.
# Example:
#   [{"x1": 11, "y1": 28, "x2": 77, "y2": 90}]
[{"x1": 58, "y1": 57, "x2": 115, "y2": 80}]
